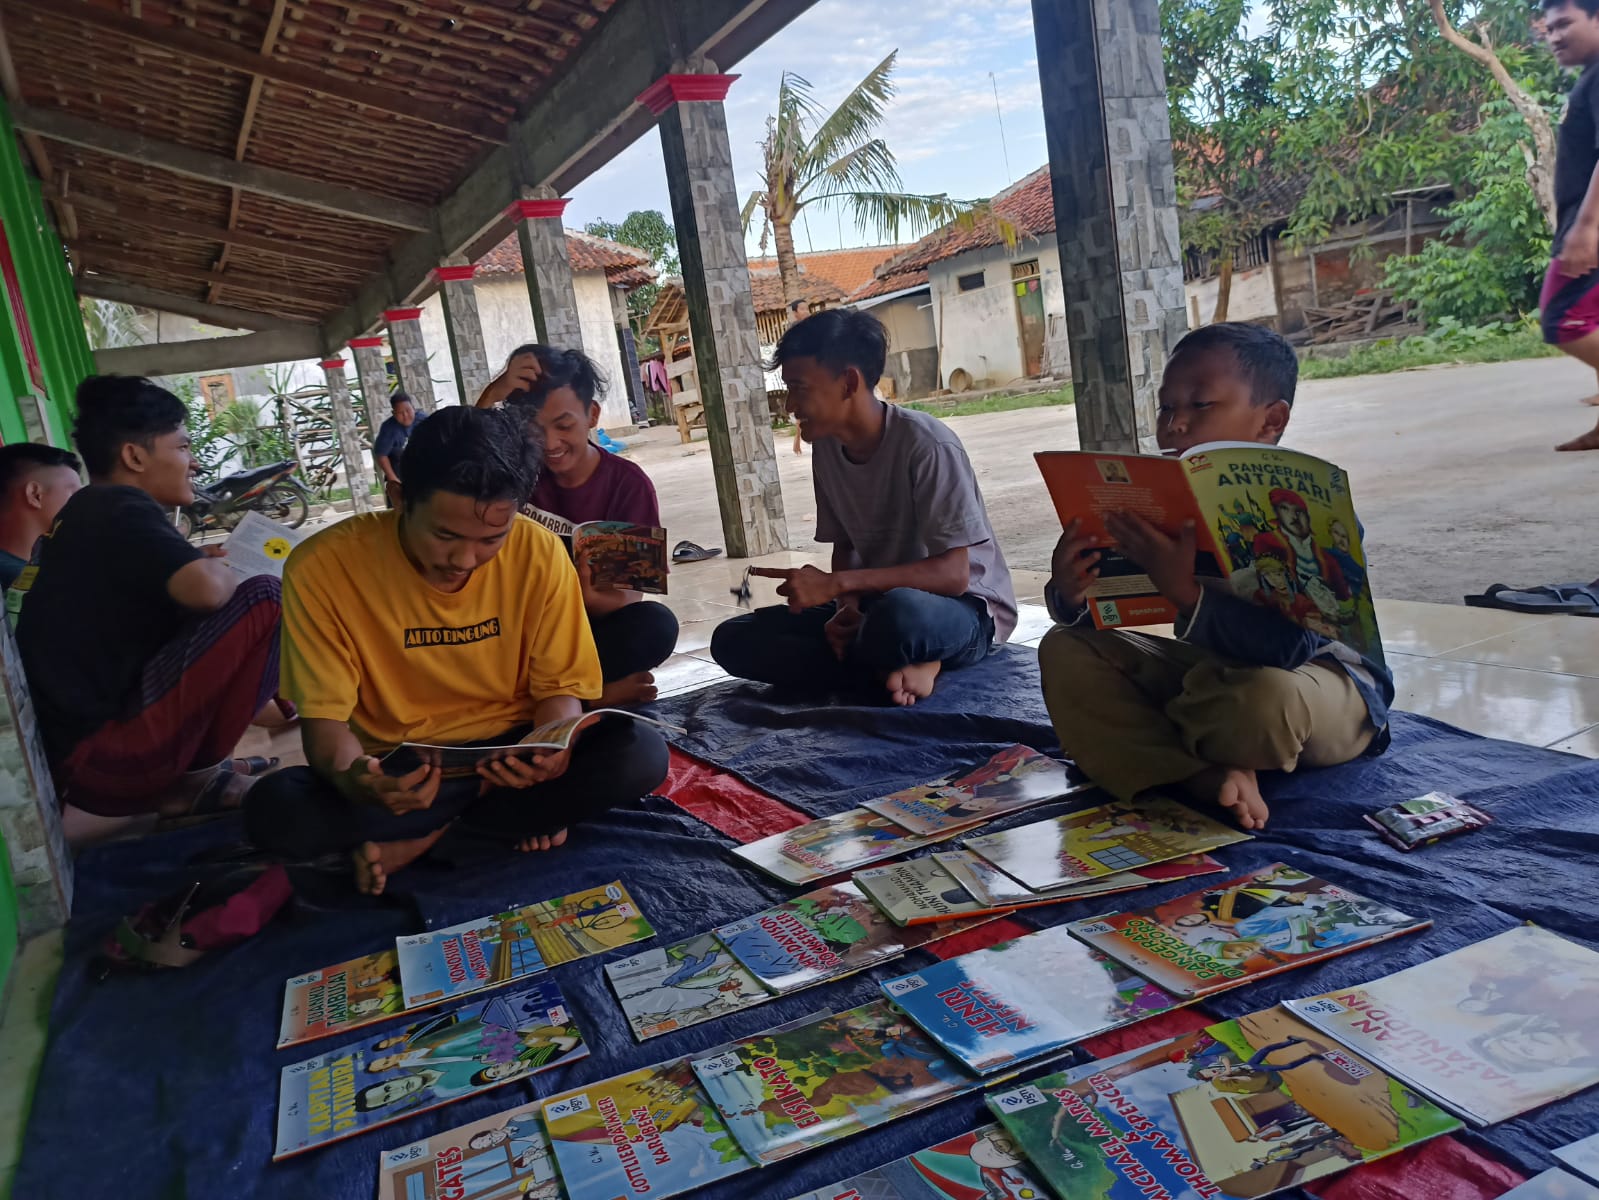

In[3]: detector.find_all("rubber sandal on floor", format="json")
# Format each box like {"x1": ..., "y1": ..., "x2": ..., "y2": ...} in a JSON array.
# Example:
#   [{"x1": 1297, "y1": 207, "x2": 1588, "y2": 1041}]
[
  {"x1": 185, "y1": 763, "x2": 251, "y2": 816},
  {"x1": 1464, "y1": 583, "x2": 1599, "y2": 614},
  {"x1": 672, "y1": 539, "x2": 723, "y2": 563},
  {"x1": 236, "y1": 755, "x2": 280, "y2": 777}
]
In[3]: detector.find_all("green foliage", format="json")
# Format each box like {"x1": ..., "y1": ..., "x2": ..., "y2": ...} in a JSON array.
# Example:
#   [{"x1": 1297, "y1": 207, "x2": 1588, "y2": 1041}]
[
  {"x1": 585, "y1": 210, "x2": 680, "y2": 352},
  {"x1": 183, "y1": 388, "x2": 294, "y2": 480},
  {"x1": 78, "y1": 297, "x2": 143, "y2": 351},
  {"x1": 902, "y1": 386, "x2": 1075, "y2": 420},
  {"x1": 1297, "y1": 317, "x2": 1556, "y2": 379}
]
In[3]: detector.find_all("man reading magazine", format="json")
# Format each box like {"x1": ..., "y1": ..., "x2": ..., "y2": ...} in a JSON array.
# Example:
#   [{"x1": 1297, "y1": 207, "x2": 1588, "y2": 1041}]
[
  {"x1": 1038, "y1": 323, "x2": 1392, "y2": 831},
  {"x1": 244, "y1": 406, "x2": 668, "y2": 894}
]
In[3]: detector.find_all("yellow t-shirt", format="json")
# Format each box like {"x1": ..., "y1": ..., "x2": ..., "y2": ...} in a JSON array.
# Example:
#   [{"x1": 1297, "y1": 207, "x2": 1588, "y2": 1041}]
[{"x1": 282, "y1": 510, "x2": 600, "y2": 752}]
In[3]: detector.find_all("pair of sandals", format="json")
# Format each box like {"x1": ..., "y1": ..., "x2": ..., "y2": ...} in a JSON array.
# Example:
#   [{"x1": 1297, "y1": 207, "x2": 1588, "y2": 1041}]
[{"x1": 1465, "y1": 582, "x2": 1599, "y2": 616}]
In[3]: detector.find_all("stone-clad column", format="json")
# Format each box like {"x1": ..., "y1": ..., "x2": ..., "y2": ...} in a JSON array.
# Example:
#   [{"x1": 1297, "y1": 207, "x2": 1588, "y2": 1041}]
[
  {"x1": 1032, "y1": 0, "x2": 1187, "y2": 453},
  {"x1": 0, "y1": 619, "x2": 70, "y2": 935},
  {"x1": 510, "y1": 197, "x2": 584, "y2": 350},
  {"x1": 321, "y1": 358, "x2": 376, "y2": 514},
  {"x1": 644, "y1": 72, "x2": 787, "y2": 557},
  {"x1": 348, "y1": 336, "x2": 388, "y2": 432},
  {"x1": 436, "y1": 264, "x2": 493, "y2": 407},
  {"x1": 383, "y1": 307, "x2": 437, "y2": 414}
]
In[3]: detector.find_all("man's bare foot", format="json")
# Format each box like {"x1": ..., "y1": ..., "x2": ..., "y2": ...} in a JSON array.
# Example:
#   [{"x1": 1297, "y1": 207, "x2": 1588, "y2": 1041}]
[
  {"x1": 599, "y1": 671, "x2": 658, "y2": 707},
  {"x1": 352, "y1": 826, "x2": 449, "y2": 896},
  {"x1": 515, "y1": 828, "x2": 568, "y2": 853},
  {"x1": 1557, "y1": 420, "x2": 1599, "y2": 451},
  {"x1": 885, "y1": 661, "x2": 941, "y2": 707},
  {"x1": 1185, "y1": 765, "x2": 1269, "y2": 830}
]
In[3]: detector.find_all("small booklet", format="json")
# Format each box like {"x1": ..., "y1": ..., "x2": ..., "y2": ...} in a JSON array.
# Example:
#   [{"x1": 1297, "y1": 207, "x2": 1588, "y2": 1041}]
[
  {"x1": 941, "y1": 848, "x2": 1226, "y2": 910},
  {"x1": 789, "y1": 1123, "x2": 1054, "y2": 1200},
  {"x1": 221, "y1": 509, "x2": 306, "y2": 579},
  {"x1": 279, "y1": 949, "x2": 407, "y2": 1049},
  {"x1": 734, "y1": 806, "x2": 962, "y2": 887},
  {"x1": 714, "y1": 880, "x2": 994, "y2": 994},
  {"x1": 1035, "y1": 442, "x2": 1383, "y2": 664},
  {"x1": 1069, "y1": 863, "x2": 1429, "y2": 999},
  {"x1": 690, "y1": 999, "x2": 983, "y2": 1166},
  {"x1": 1559, "y1": 1132, "x2": 1599, "y2": 1186},
  {"x1": 861, "y1": 744, "x2": 1082, "y2": 835},
  {"x1": 987, "y1": 1009, "x2": 1460, "y2": 1199},
  {"x1": 381, "y1": 709, "x2": 684, "y2": 778},
  {"x1": 604, "y1": 931, "x2": 774, "y2": 1041},
  {"x1": 274, "y1": 977, "x2": 587, "y2": 1160},
  {"x1": 962, "y1": 795, "x2": 1250, "y2": 892},
  {"x1": 525, "y1": 506, "x2": 669, "y2": 594},
  {"x1": 377, "y1": 1097, "x2": 561, "y2": 1200},
  {"x1": 882, "y1": 924, "x2": 1184, "y2": 1074},
  {"x1": 1284, "y1": 924, "x2": 1599, "y2": 1126}
]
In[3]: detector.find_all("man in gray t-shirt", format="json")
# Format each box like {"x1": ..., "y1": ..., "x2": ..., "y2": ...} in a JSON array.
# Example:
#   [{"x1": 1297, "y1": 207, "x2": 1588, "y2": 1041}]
[{"x1": 709, "y1": 309, "x2": 1017, "y2": 705}]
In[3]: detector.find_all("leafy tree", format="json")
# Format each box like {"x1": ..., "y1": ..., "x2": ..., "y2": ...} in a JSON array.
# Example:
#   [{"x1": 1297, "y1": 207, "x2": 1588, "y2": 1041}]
[{"x1": 585, "y1": 210, "x2": 679, "y2": 349}]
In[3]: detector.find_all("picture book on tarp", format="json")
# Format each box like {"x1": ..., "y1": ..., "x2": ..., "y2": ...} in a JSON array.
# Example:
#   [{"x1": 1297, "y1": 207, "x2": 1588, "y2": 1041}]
[
  {"x1": 279, "y1": 949, "x2": 408, "y2": 1049},
  {"x1": 855, "y1": 854, "x2": 1020, "y2": 926},
  {"x1": 788, "y1": 1123, "x2": 1053, "y2": 1200},
  {"x1": 382, "y1": 711, "x2": 683, "y2": 778},
  {"x1": 987, "y1": 1009, "x2": 1461, "y2": 1199},
  {"x1": 377, "y1": 1098, "x2": 562, "y2": 1200},
  {"x1": 881, "y1": 924, "x2": 1183, "y2": 1074},
  {"x1": 1499, "y1": 1170, "x2": 1599, "y2": 1199},
  {"x1": 1558, "y1": 1131, "x2": 1599, "y2": 1186},
  {"x1": 861, "y1": 744, "x2": 1081, "y2": 836},
  {"x1": 691, "y1": 999, "x2": 982, "y2": 1165},
  {"x1": 221, "y1": 510, "x2": 306, "y2": 579},
  {"x1": 1070, "y1": 863, "x2": 1429, "y2": 999},
  {"x1": 963, "y1": 795, "x2": 1250, "y2": 892},
  {"x1": 714, "y1": 880, "x2": 994, "y2": 994},
  {"x1": 541, "y1": 1055, "x2": 752, "y2": 1200},
  {"x1": 524, "y1": 506, "x2": 669, "y2": 595},
  {"x1": 1284, "y1": 924, "x2": 1599, "y2": 1126},
  {"x1": 734, "y1": 807, "x2": 961, "y2": 887},
  {"x1": 605, "y1": 932, "x2": 774, "y2": 1041},
  {"x1": 274, "y1": 977, "x2": 588, "y2": 1160},
  {"x1": 940, "y1": 848, "x2": 1227, "y2": 910},
  {"x1": 1035, "y1": 443, "x2": 1382, "y2": 662}
]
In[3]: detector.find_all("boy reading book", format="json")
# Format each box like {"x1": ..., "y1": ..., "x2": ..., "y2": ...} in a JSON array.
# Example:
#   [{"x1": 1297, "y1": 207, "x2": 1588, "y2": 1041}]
[
  {"x1": 243, "y1": 406, "x2": 668, "y2": 894},
  {"x1": 1038, "y1": 323, "x2": 1392, "y2": 830}
]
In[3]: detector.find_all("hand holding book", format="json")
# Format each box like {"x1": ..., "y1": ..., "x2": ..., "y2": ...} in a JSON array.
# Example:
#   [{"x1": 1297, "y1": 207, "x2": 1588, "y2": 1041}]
[{"x1": 1103, "y1": 511, "x2": 1203, "y2": 613}]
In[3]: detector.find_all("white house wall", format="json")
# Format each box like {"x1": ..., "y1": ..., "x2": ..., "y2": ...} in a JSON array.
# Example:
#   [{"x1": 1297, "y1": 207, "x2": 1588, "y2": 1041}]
[{"x1": 927, "y1": 242, "x2": 1067, "y2": 390}]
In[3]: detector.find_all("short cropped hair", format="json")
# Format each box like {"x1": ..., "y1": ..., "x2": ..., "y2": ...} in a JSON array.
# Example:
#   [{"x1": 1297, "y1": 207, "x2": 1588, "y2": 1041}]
[
  {"x1": 0, "y1": 443, "x2": 80, "y2": 494},
  {"x1": 1544, "y1": 0, "x2": 1599, "y2": 15},
  {"x1": 501, "y1": 344, "x2": 605, "y2": 411},
  {"x1": 71, "y1": 375, "x2": 188, "y2": 478},
  {"x1": 1169, "y1": 322, "x2": 1298, "y2": 409},
  {"x1": 390, "y1": 392, "x2": 415, "y2": 411},
  {"x1": 399, "y1": 405, "x2": 538, "y2": 512},
  {"x1": 770, "y1": 307, "x2": 888, "y2": 389}
]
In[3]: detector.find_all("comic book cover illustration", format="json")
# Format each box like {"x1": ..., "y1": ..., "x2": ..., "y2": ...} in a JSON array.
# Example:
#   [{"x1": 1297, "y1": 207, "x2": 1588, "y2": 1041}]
[
  {"x1": 572, "y1": 520, "x2": 668, "y2": 594},
  {"x1": 377, "y1": 1098, "x2": 561, "y2": 1200},
  {"x1": 734, "y1": 806, "x2": 961, "y2": 886},
  {"x1": 274, "y1": 977, "x2": 588, "y2": 1160},
  {"x1": 1284, "y1": 924, "x2": 1599, "y2": 1126},
  {"x1": 714, "y1": 880, "x2": 994, "y2": 994},
  {"x1": 881, "y1": 924, "x2": 1183, "y2": 1074},
  {"x1": 517, "y1": 879, "x2": 655, "y2": 967},
  {"x1": 988, "y1": 1009, "x2": 1460, "y2": 1199},
  {"x1": 787, "y1": 1123, "x2": 1052, "y2": 1200},
  {"x1": 940, "y1": 848, "x2": 1227, "y2": 908},
  {"x1": 605, "y1": 932, "x2": 775, "y2": 1041},
  {"x1": 1069, "y1": 863, "x2": 1428, "y2": 999},
  {"x1": 1558, "y1": 1131, "x2": 1599, "y2": 1186},
  {"x1": 962, "y1": 795, "x2": 1250, "y2": 892},
  {"x1": 861, "y1": 744, "x2": 1081, "y2": 836},
  {"x1": 855, "y1": 854, "x2": 1014, "y2": 926},
  {"x1": 541, "y1": 1056, "x2": 753, "y2": 1200},
  {"x1": 690, "y1": 999, "x2": 982, "y2": 1165},
  {"x1": 396, "y1": 907, "x2": 548, "y2": 1010},
  {"x1": 279, "y1": 948, "x2": 408, "y2": 1049}
]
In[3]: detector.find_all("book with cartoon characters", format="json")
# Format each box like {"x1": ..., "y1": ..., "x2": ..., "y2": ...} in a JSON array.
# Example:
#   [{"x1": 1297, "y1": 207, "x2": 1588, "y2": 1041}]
[
  {"x1": 734, "y1": 806, "x2": 970, "y2": 887},
  {"x1": 860, "y1": 744, "x2": 1082, "y2": 835},
  {"x1": 279, "y1": 948, "x2": 409, "y2": 1049},
  {"x1": 524, "y1": 507, "x2": 669, "y2": 594},
  {"x1": 881, "y1": 924, "x2": 1184, "y2": 1074},
  {"x1": 1069, "y1": 864, "x2": 1429, "y2": 999},
  {"x1": 377, "y1": 1098, "x2": 562, "y2": 1200},
  {"x1": 940, "y1": 848, "x2": 1228, "y2": 910},
  {"x1": 690, "y1": 999, "x2": 983, "y2": 1166},
  {"x1": 273, "y1": 977, "x2": 588, "y2": 1160},
  {"x1": 714, "y1": 880, "x2": 995, "y2": 994},
  {"x1": 1284, "y1": 924, "x2": 1599, "y2": 1126},
  {"x1": 987, "y1": 1009, "x2": 1460, "y2": 1199},
  {"x1": 1035, "y1": 443, "x2": 1382, "y2": 662},
  {"x1": 788, "y1": 1123, "x2": 1053, "y2": 1200},
  {"x1": 962, "y1": 795, "x2": 1250, "y2": 893},
  {"x1": 605, "y1": 931, "x2": 775, "y2": 1041}
]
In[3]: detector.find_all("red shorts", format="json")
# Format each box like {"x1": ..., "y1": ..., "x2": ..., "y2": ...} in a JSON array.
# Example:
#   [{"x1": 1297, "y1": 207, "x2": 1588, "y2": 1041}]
[{"x1": 1540, "y1": 260, "x2": 1599, "y2": 344}]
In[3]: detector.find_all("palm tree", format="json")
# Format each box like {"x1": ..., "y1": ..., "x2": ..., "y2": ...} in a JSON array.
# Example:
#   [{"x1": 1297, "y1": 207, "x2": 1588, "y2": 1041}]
[{"x1": 741, "y1": 51, "x2": 981, "y2": 308}]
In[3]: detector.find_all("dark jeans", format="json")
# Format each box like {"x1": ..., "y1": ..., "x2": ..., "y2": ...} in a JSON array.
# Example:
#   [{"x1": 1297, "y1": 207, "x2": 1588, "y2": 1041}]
[
  {"x1": 591, "y1": 600, "x2": 678, "y2": 681},
  {"x1": 708, "y1": 588, "x2": 994, "y2": 692},
  {"x1": 243, "y1": 715, "x2": 668, "y2": 861}
]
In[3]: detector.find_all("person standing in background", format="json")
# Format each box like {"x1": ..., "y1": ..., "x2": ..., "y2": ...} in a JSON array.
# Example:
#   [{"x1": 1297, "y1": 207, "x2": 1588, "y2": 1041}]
[{"x1": 372, "y1": 392, "x2": 425, "y2": 503}]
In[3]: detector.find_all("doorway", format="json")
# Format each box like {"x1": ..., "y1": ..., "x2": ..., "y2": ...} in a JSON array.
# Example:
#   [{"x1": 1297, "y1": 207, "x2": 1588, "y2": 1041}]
[{"x1": 1012, "y1": 259, "x2": 1045, "y2": 376}]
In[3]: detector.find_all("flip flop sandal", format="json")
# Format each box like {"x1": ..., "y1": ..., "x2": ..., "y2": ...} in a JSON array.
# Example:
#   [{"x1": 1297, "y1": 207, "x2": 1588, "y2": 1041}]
[
  {"x1": 672, "y1": 539, "x2": 723, "y2": 563},
  {"x1": 1464, "y1": 583, "x2": 1599, "y2": 615},
  {"x1": 236, "y1": 755, "x2": 280, "y2": 777}
]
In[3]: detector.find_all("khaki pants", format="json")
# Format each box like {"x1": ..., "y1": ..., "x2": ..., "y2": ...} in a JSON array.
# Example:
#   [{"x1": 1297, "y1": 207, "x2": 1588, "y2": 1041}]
[{"x1": 1038, "y1": 625, "x2": 1376, "y2": 801}]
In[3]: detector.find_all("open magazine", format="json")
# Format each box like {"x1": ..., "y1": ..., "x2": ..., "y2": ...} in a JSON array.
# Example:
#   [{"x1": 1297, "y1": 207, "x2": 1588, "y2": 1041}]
[
  {"x1": 381, "y1": 709, "x2": 683, "y2": 778},
  {"x1": 524, "y1": 505, "x2": 668, "y2": 593},
  {"x1": 221, "y1": 510, "x2": 306, "y2": 579},
  {"x1": 1035, "y1": 442, "x2": 1382, "y2": 662}
]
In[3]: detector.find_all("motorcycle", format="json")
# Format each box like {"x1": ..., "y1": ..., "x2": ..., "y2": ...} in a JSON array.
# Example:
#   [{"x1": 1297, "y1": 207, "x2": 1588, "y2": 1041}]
[{"x1": 176, "y1": 459, "x2": 312, "y2": 540}]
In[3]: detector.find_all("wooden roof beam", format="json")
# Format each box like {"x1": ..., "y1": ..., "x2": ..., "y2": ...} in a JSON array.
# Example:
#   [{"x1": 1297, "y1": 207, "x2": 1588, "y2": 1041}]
[
  {"x1": 94, "y1": 327, "x2": 326, "y2": 376},
  {"x1": 75, "y1": 276, "x2": 308, "y2": 332},
  {"x1": 12, "y1": 103, "x2": 432, "y2": 231},
  {"x1": 72, "y1": 242, "x2": 343, "y2": 302}
]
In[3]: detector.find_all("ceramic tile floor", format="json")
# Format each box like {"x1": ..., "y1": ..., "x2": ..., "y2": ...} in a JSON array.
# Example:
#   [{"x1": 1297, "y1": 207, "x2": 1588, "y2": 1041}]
[{"x1": 3, "y1": 579, "x2": 1598, "y2": 1190}]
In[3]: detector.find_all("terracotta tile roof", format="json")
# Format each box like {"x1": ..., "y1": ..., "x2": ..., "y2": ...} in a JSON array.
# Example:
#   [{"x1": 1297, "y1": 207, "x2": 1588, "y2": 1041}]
[
  {"x1": 749, "y1": 267, "x2": 846, "y2": 313},
  {"x1": 476, "y1": 228, "x2": 655, "y2": 287},
  {"x1": 849, "y1": 266, "x2": 928, "y2": 302},
  {"x1": 747, "y1": 243, "x2": 911, "y2": 298},
  {"x1": 873, "y1": 167, "x2": 1056, "y2": 277}
]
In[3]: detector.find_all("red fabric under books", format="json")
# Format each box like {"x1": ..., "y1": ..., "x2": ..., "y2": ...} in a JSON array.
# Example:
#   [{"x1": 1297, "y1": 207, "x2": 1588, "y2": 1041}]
[{"x1": 659, "y1": 746, "x2": 809, "y2": 842}]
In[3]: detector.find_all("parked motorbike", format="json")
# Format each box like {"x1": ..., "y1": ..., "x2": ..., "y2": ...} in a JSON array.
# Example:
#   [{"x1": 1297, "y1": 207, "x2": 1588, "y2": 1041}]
[{"x1": 176, "y1": 460, "x2": 311, "y2": 540}]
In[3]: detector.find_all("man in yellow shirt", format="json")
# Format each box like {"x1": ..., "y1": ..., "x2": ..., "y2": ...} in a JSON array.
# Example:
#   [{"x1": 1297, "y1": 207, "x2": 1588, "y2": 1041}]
[{"x1": 244, "y1": 406, "x2": 669, "y2": 894}]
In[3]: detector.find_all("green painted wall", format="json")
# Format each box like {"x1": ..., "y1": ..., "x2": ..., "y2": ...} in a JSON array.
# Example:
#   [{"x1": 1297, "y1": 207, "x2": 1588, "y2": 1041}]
[{"x1": 0, "y1": 97, "x2": 95, "y2": 994}]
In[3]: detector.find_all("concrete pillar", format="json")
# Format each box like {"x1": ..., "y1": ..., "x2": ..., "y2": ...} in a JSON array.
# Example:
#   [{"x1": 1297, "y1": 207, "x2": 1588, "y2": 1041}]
[
  {"x1": 645, "y1": 72, "x2": 788, "y2": 557},
  {"x1": 1032, "y1": 0, "x2": 1188, "y2": 453},
  {"x1": 383, "y1": 307, "x2": 437, "y2": 413},
  {"x1": 435, "y1": 264, "x2": 493, "y2": 407},
  {"x1": 509, "y1": 198, "x2": 584, "y2": 350},
  {"x1": 348, "y1": 336, "x2": 389, "y2": 433},
  {"x1": 0, "y1": 620, "x2": 70, "y2": 936},
  {"x1": 321, "y1": 358, "x2": 376, "y2": 514}
]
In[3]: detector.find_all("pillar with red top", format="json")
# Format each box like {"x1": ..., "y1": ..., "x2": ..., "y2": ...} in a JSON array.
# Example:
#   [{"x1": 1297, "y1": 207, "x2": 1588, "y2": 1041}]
[
  {"x1": 383, "y1": 307, "x2": 436, "y2": 414},
  {"x1": 435, "y1": 263, "x2": 493, "y2": 406},
  {"x1": 319, "y1": 357, "x2": 376, "y2": 514},
  {"x1": 347, "y1": 336, "x2": 389, "y2": 431},
  {"x1": 509, "y1": 192, "x2": 584, "y2": 352}
]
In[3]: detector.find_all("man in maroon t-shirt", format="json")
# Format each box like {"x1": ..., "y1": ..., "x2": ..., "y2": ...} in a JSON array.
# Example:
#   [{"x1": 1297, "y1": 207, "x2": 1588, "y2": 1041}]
[{"x1": 479, "y1": 345, "x2": 678, "y2": 705}]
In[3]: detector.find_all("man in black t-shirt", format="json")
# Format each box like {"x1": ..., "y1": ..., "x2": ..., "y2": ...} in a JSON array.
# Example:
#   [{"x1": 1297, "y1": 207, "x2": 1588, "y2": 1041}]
[
  {"x1": 1541, "y1": 0, "x2": 1599, "y2": 450},
  {"x1": 11, "y1": 376, "x2": 283, "y2": 839}
]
